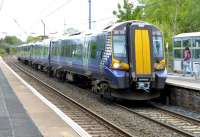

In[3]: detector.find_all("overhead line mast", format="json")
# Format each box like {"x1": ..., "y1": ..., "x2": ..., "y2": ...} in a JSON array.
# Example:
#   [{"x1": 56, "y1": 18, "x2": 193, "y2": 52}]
[
  {"x1": 89, "y1": 0, "x2": 91, "y2": 30},
  {"x1": 0, "y1": 0, "x2": 3, "y2": 12}
]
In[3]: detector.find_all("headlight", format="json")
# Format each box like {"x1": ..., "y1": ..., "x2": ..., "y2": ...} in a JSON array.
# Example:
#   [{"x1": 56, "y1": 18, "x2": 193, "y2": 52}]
[
  {"x1": 113, "y1": 62, "x2": 120, "y2": 68},
  {"x1": 111, "y1": 58, "x2": 129, "y2": 71},
  {"x1": 154, "y1": 59, "x2": 165, "y2": 70}
]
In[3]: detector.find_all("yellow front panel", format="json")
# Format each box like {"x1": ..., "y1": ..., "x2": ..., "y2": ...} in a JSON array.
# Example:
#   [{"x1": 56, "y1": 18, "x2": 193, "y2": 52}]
[
  {"x1": 134, "y1": 29, "x2": 151, "y2": 75},
  {"x1": 135, "y1": 30, "x2": 143, "y2": 74},
  {"x1": 143, "y1": 30, "x2": 151, "y2": 74}
]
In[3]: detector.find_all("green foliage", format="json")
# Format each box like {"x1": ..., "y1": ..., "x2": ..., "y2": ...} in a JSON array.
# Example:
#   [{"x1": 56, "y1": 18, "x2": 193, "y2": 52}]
[
  {"x1": 4, "y1": 36, "x2": 22, "y2": 45},
  {"x1": 0, "y1": 48, "x2": 5, "y2": 56},
  {"x1": 0, "y1": 36, "x2": 22, "y2": 56},
  {"x1": 113, "y1": 0, "x2": 142, "y2": 22},
  {"x1": 27, "y1": 35, "x2": 48, "y2": 43}
]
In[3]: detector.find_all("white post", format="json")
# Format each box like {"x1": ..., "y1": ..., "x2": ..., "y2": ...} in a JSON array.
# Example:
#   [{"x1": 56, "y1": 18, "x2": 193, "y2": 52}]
[{"x1": 166, "y1": 42, "x2": 169, "y2": 71}]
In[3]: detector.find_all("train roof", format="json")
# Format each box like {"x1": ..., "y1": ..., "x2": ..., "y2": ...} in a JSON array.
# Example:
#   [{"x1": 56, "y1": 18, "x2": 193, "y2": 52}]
[
  {"x1": 104, "y1": 20, "x2": 160, "y2": 31},
  {"x1": 52, "y1": 30, "x2": 104, "y2": 41},
  {"x1": 174, "y1": 32, "x2": 200, "y2": 38}
]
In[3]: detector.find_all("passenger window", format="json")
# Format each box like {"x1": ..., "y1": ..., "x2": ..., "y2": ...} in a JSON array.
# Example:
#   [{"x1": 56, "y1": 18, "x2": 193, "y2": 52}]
[
  {"x1": 183, "y1": 40, "x2": 191, "y2": 48},
  {"x1": 90, "y1": 37, "x2": 97, "y2": 59},
  {"x1": 174, "y1": 41, "x2": 181, "y2": 48},
  {"x1": 194, "y1": 49, "x2": 200, "y2": 59},
  {"x1": 193, "y1": 39, "x2": 200, "y2": 47},
  {"x1": 174, "y1": 49, "x2": 182, "y2": 58},
  {"x1": 71, "y1": 40, "x2": 82, "y2": 58}
]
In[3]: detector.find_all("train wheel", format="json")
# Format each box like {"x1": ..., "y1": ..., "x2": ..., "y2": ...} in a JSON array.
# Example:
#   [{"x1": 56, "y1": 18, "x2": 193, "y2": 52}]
[
  {"x1": 48, "y1": 68, "x2": 53, "y2": 77},
  {"x1": 100, "y1": 83, "x2": 112, "y2": 100},
  {"x1": 34, "y1": 64, "x2": 38, "y2": 71},
  {"x1": 60, "y1": 71, "x2": 66, "y2": 82},
  {"x1": 40, "y1": 66, "x2": 44, "y2": 72}
]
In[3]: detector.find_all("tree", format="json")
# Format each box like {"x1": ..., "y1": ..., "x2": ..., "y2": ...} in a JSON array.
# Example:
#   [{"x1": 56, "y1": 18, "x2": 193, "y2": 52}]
[
  {"x1": 4, "y1": 36, "x2": 22, "y2": 45},
  {"x1": 26, "y1": 36, "x2": 48, "y2": 43},
  {"x1": 0, "y1": 36, "x2": 22, "y2": 55},
  {"x1": 113, "y1": 0, "x2": 142, "y2": 22}
]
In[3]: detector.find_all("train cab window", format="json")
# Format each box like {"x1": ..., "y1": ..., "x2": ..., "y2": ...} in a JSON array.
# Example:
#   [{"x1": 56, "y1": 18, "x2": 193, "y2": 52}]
[
  {"x1": 152, "y1": 34, "x2": 163, "y2": 58},
  {"x1": 112, "y1": 34, "x2": 127, "y2": 62}
]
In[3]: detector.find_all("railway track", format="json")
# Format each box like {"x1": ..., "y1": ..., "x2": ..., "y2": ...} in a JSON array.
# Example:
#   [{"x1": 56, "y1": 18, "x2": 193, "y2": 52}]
[
  {"x1": 10, "y1": 62, "x2": 133, "y2": 137},
  {"x1": 116, "y1": 103, "x2": 200, "y2": 137}
]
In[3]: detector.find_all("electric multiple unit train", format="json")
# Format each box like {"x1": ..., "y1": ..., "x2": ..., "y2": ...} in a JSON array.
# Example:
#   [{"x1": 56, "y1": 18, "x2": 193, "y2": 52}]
[{"x1": 17, "y1": 20, "x2": 167, "y2": 100}]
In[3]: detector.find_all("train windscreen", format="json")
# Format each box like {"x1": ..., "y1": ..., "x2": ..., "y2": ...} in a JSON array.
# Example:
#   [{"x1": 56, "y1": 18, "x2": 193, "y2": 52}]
[
  {"x1": 112, "y1": 34, "x2": 127, "y2": 63},
  {"x1": 152, "y1": 33, "x2": 163, "y2": 58}
]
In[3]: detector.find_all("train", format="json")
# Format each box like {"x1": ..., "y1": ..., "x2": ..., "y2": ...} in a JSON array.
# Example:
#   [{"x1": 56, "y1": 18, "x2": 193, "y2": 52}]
[{"x1": 16, "y1": 20, "x2": 167, "y2": 100}]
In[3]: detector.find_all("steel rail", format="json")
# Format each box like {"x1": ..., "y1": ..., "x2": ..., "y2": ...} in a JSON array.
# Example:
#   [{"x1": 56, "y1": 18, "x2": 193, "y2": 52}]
[
  {"x1": 149, "y1": 102, "x2": 200, "y2": 124},
  {"x1": 116, "y1": 103, "x2": 200, "y2": 137}
]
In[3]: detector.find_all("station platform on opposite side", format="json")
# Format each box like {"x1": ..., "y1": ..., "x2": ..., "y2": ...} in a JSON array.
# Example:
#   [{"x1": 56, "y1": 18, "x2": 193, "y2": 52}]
[
  {"x1": 0, "y1": 57, "x2": 90, "y2": 137},
  {"x1": 167, "y1": 73, "x2": 200, "y2": 91}
]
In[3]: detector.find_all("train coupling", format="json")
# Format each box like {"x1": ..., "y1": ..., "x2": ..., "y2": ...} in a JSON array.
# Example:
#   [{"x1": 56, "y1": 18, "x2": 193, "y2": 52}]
[{"x1": 136, "y1": 82, "x2": 150, "y2": 92}]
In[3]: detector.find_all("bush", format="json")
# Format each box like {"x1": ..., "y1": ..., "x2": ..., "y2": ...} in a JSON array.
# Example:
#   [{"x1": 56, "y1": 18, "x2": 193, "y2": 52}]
[{"x1": 0, "y1": 48, "x2": 6, "y2": 56}]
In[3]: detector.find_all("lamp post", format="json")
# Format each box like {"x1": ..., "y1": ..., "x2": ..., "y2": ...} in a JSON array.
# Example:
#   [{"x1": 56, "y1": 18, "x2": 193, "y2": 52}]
[{"x1": 88, "y1": 0, "x2": 91, "y2": 30}]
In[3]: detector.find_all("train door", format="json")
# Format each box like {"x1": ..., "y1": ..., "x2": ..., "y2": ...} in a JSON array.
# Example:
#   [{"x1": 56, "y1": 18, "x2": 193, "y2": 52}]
[
  {"x1": 86, "y1": 34, "x2": 105, "y2": 76},
  {"x1": 130, "y1": 25, "x2": 153, "y2": 88},
  {"x1": 87, "y1": 36, "x2": 100, "y2": 75},
  {"x1": 83, "y1": 36, "x2": 90, "y2": 72}
]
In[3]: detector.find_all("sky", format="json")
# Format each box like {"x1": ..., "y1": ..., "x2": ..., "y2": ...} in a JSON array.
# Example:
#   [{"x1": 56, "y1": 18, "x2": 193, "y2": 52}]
[{"x1": 0, "y1": 0, "x2": 128, "y2": 41}]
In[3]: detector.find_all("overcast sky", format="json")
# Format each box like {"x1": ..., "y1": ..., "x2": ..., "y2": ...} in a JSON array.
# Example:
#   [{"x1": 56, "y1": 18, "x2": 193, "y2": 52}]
[{"x1": 0, "y1": 0, "x2": 127, "y2": 41}]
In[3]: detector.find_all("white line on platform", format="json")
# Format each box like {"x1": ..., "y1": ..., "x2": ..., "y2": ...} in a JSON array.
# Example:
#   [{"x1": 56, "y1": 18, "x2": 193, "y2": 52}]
[{"x1": 1, "y1": 58, "x2": 91, "y2": 137}]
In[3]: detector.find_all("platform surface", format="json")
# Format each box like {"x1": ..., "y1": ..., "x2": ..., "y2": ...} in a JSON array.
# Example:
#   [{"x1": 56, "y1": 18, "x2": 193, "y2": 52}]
[
  {"x1": 0, "y1": 66, "x2": 42, "y2": 137},
  {"x1": 0, "y1": 57, "x2": 82, "y2": 137},
  {"x1": 167, "y1": 73, "x2": 200, "y2": 91}
]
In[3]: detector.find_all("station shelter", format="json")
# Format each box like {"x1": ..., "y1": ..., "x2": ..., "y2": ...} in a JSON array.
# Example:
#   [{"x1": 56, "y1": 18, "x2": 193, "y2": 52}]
[{"x1": 173, "y1": 32, "x2": 200, "y2": 73}]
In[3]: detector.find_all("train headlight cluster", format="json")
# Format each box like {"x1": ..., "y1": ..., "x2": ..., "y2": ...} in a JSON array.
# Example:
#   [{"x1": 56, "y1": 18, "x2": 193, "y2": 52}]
[
  {"x1": 111, "y1": 58, "x2": 129, "y2": 71},
  {"x1": 154, "y1": 59, "x2": 166, "y2": 70}
]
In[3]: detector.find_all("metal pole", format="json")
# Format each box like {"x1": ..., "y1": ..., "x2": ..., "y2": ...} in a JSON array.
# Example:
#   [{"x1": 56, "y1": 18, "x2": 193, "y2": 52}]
[
  {"x1": 41, "y1": 20, "x2": 46, "y2": 39},
  {"x1": 64, "y1": 18, "x2": 66, "y2": 35},
  {"x1": 88, "y1": 0, "x2": 91, "y2": 30},
  {"x1": 166, "y1": 42, "x2": 169, "y2": 71}
]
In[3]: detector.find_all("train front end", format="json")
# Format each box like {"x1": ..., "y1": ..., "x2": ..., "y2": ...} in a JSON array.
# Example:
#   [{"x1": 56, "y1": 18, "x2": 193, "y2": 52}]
[{"x1": 107, "y1": 21, "x2": 167, "y2": 100}]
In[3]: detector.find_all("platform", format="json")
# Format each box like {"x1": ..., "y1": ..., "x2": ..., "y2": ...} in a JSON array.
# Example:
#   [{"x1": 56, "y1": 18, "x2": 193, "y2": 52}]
[
  {"x1": 167, "y1": 73, "x2": 200, "y2": 91},
  {"x1": 0, "y1": 57, "x2": 90, "y2": 137}
]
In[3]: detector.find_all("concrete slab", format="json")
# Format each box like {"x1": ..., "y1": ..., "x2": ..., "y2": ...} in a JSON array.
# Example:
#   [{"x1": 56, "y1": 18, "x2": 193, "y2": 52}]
[{"x1": 167, "y1": 73, "x2": 200, "y2": 91}]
